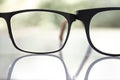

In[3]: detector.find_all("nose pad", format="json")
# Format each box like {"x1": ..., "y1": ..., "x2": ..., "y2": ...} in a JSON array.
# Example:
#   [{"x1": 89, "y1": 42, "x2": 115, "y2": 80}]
[
  {"x1": 0, "y1": 18, "x2": 18, "y2": 80},
  {"x1": 0, "y1": 18, "x2": 10, "y2": 47},
  {"x1": 0, "y1": 18, "x2": 7, "y2": 30},
  {"x1": 0, "y1": 18, "x2": 10, "y2": 79}
]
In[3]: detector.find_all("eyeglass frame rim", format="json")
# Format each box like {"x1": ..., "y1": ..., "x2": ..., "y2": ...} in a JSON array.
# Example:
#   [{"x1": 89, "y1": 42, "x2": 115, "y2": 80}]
[
  {"x1": 1, "y1": 9, "x2": 76, "y2": 54},
  {"x1": 76, "y1": 7, "x2": 120, "y2": 56},
  {"x1": 1, "y1": 7, "x2": 120, "y2": 56}
]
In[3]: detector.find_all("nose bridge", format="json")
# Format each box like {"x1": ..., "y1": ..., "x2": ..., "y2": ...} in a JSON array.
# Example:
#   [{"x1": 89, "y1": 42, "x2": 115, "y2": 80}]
[
  {"x1": 0, "y1": 13, "x2": 6, "y2": 18},
  {"x1": 0, "y1": 13, "x2": 11, "y2": 33},
  {"x1": 76, "y1": 12, "x2": 89, "y2": 23},
  {"x1": 0, "y1": 13, "x2": 11, "y2": 21}
]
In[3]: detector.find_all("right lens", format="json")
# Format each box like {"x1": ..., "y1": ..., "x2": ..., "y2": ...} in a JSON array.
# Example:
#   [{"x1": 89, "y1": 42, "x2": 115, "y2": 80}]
[
  {"x1": 10, "y1": 55, "x2": 67, "y2": 80},
  {"x1": 90, "y1": 10, "x2": 120, "y2": 55}
]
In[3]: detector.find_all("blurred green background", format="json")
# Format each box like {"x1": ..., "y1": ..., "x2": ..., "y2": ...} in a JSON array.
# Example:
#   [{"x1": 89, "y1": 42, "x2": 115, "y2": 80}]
[
  {"x1": 0, "y1": 0, "x2": 120, "y2": 12},
  {"x1": 0, "y1": 0, "x2": 120, "y2": 29}
]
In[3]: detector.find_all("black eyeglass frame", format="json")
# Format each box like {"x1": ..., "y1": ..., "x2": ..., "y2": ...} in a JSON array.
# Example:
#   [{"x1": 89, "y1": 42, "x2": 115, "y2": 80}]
[
  {"x1": 0, "y1": 9, "x2": 76, "y2": 54},
  {"x1": 1, "y1": 7, "x2": 120, "y2": 56}
]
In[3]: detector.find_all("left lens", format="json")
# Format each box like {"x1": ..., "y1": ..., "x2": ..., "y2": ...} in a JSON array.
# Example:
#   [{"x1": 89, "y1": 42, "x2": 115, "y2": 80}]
[
  {"x1": 11, "y1": 11, "x2": 68, "y2": 53},
  {"x1": 10, "y1": 55, "x2": 67, "y2": 80}
]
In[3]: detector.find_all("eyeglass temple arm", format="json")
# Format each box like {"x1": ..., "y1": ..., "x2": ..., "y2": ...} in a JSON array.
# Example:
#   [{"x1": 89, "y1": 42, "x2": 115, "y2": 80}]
[
  {"x1": 73, "y1": 46, "x2": 92, "y2": 79},
  {"x1": 59, "y1": 20, "x2": 67, "y2": 42},
  {"x1": 59, "y1": 21, "x2": 92, "y2": 79},
  {"x1": 59, "y1": 20, "x2": 67, "y2": 58}
]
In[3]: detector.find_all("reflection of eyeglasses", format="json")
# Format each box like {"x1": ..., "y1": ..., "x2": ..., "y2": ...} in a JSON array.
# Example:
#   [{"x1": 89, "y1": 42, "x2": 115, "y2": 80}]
[
  {"x1": 8, "y1": 46, "x2": 92, "y2": 80},
  {"x1": 1, "y1": 7, "x2": 120, "y2": 56},
  {"x1": 85, "y1": 57, "x2": 120, "y2": 80}
]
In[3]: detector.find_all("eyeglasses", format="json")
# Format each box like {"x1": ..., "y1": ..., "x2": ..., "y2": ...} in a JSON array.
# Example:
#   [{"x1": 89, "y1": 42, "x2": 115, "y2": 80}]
[{"x1": 1, "y1": 7, "x2": 120, "y2": 56}]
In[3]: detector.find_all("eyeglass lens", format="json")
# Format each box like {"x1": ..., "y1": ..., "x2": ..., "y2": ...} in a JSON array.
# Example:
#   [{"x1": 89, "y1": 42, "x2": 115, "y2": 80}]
[
  {"x1": 90, "y1": 10, "x2": 120, "y2": 54},
  {"x1": 11, "y1": 11, "x2": 68, "y2": 53}
]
